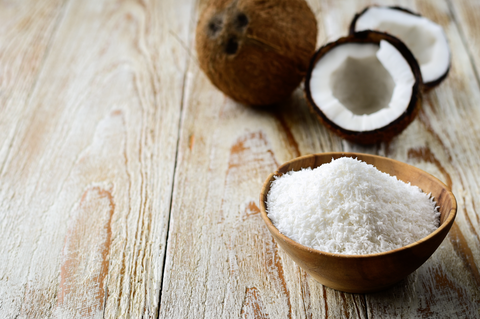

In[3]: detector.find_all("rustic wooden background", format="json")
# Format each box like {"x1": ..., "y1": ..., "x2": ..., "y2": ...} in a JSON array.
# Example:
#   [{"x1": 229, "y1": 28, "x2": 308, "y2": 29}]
[{"x1": 0, "y1": 0, "x2": 479, "y2": 318}]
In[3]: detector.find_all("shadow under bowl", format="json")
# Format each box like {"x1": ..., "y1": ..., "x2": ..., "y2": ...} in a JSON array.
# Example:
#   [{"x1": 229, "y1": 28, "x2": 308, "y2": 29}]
[{"x1": 260, "y1": 152, "x2": 457, "y2": 293}]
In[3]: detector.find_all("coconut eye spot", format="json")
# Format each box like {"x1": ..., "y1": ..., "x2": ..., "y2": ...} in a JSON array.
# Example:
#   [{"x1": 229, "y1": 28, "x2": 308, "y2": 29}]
[
  {"x1": 225, "y1": 36, "x2": 239, "y2": 55},
  {"x1": 331, "y1": 55, "x2": 395, "y2": 115},
  {"x1": 375, "y1": 22, "x2": 436, "y2": 65},
  {"x1": 207, "y1": 17, "x2": 223, "y2": 38},
  {"x1": 235, "y1": 12, "x2": 249, "y2": 29}
]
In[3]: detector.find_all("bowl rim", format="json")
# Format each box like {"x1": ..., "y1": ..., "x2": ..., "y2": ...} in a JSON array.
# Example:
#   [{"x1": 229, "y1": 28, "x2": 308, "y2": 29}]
[{"x1": 260, "y1": 152, "x2": 457, "y2": 259}]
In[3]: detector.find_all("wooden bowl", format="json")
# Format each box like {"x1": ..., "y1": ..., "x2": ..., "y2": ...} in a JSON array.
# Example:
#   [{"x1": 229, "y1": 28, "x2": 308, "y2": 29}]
[{"x1": 259, "y1": 152, "x2": 457, "y2": 293}]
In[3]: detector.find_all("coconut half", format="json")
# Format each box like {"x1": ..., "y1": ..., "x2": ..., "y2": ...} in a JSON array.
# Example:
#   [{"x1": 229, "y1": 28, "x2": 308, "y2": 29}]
[
  {"x1": 305, "y1": 31, "x2": 422, "y2": 144},
  {"x1": 350, "y1": 6, "x2": 450, "y2": 88}
]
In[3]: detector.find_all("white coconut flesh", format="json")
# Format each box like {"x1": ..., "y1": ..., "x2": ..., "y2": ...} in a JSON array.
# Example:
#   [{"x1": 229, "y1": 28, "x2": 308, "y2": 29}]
[
  {"x1": 354, "y1": 7, "x2": 449, "y2": 84},
  {"x1": 310, "y1": 40, "x2": 415, "y2": 132}
]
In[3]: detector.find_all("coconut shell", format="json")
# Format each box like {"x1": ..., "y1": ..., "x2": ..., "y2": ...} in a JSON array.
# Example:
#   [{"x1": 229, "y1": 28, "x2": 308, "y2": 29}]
[
  {"x1": 305, "y1": 31, "x2": 423, "y2": 145},
  {"x1": 195, "y1": 0, "x2": 317, "y2": 106},
  {"x1": 349, "y1": 6, "x2": 450, "y2": 90}
]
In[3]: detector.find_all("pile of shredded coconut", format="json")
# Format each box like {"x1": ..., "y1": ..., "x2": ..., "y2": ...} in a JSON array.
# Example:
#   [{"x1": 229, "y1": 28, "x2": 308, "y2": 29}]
[{"x1": 266, "y1": 157, "x2": 440, "y2": 255}]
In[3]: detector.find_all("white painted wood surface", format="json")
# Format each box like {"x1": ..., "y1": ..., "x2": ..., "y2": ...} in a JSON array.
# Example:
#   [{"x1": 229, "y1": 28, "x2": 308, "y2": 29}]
[{"x1": 0, "y1": 0, "x2": 479, "y2": 318}]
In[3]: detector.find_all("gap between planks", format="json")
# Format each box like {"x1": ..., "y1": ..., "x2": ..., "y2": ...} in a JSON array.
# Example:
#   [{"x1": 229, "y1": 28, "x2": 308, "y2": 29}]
[{"x1": 157, "y1": 1, "x2": 200, "y2": 318}]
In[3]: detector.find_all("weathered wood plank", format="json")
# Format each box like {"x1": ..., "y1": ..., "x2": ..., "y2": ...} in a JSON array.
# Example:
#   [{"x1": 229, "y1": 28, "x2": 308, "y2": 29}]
[
  {"x1": 160, "y1": 0, "x2": 479, "y2": 318},
  {"x1": 448, "y1": 0, "x2": 480, "y2": 86},
  {"x1": 0, "y1": 0, "x2": 193, "y2": 317},
  {"x1": 270, "y1": 0, "x2": 478, "y2": 316},
  {"x1": 0, "y1": 1, "x2": 67, "y2": 317},
  {"x1": 316, "y1": 0, "x2": 480, "y2": 317},
  {"x1": 0, "y1": 0, "x2": 67, "y2": 175},
  {"x1": 159, "y1": 90, "x2": 364, "y2": 318},
  {"x1": 1, "y1": 0, "x2": 479, "y2": 317},
  {"x1": 159, "y1": 1, "x2": 364, "y2": 318}
]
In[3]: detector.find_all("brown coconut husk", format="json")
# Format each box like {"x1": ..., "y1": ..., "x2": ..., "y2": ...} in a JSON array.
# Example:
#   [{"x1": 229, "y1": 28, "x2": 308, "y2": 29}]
[{"x1": 195, "y1": 0, "x2": 317, "y2": 106}]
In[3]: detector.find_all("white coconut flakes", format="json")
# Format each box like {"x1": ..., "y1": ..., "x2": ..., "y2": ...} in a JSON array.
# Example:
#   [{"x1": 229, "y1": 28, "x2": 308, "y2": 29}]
[{"x1": 266, "y1": 157, "x2": 440, "y2": 255}]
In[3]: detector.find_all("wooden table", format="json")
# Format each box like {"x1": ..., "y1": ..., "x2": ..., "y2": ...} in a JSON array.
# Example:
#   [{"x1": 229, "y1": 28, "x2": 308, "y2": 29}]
[{"x1": 1, "y1": 0, "x2": 479, "y2": 318}]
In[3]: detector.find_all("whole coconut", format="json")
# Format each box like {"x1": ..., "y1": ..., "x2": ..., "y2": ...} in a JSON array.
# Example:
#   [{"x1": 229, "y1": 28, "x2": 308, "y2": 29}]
[{"x1": 195, "y1": 0, "x2": 318, "y2": 106}]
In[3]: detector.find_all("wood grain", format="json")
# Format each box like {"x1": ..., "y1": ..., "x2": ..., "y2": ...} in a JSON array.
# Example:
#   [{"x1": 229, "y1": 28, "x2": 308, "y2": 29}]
[
  {"x1": 0, "y1": 0, "x2": 193, "y2": 317},
  {"x1": 0, "y1": 0, "x2": 66, "y2": 176},
  {"x1": 0, "y1": 1, "x2": 67, "y2": 317},
  {"x1": 159, "y1": 2, "x2": 359, "y2": 318},
  {"x1": 0, "y1": 0, "x2": 479, "y2": 318},
  {"x1": 327, "y1": 0, "x2": 480, "y2": 317},
  {"x1": 448, "y1": 0, "x2": 480, "y2": 87},
  {"x1": 57, "y1": 187, "x2": 114, "y2": 317},
  {"x1": 160, "y1": 0, "x2": 480, "y2": 318}
]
